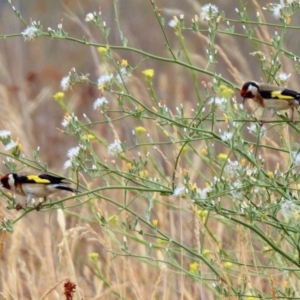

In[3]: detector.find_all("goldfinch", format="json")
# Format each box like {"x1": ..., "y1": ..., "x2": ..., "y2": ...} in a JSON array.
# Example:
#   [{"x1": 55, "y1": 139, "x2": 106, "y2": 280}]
[
  {"x1": 0, "y1": 173, "x2": 79, "y2": 204},
  {"x1": 240, "y1": 81, "x2": 300, "y2": 121}
]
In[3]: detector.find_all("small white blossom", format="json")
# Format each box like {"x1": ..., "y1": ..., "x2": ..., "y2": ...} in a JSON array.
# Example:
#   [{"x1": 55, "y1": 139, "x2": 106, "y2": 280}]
[
  {"x1": 281, "y1": 200, "x2": 299, "y2": 220},
  {"x1": 61, "y1": 113, "x2": 78, "y2": 127},
  {"x1": 5, "y1": 141, "x2": 18, "y2": 151},
  {"x1": 200, "y1": 4, "x2": 219, "y2": 21},
  {"x1": 93, "y1": 97, "x2": 108, "y2": 110},
  {"x1": 220, "y1": 131, "x2": 233, "y2": 142},
  {"x1": 277, "y1": 72, "x2": 291, "y2": 85},
  {"x1": 63, "y1": 145, "x2": 85, "y2": 169},
  {"x1": 292, "y1": 151, "x2": 300, "y2": 166},
  {"x1": 61, "y1": 75, "x2": 71, "y2": 91},
  {"x1": 21, "y1": 25, "x2": 39, "y2": 41},
  {"x1": 272, "y1": 3, "x2": 285, "y2": 19},
  {"x1": 229, "y1": 180, "x2": 244, "y2": 200},
  {"x1": 98, "y1": 73, "x2": 114, "y2": 86},
  {"x1": 247, "y1": 123, "x2": 266, "y2": 139},
  {"x1": 85, "y1": 13, "x2": 95, "y2": 22},
  {"x1": 0, "y1": 130, "x2": 11, "y2": 138},
  {"x1": 247, "y1": 123, "x2": 257, "y2": 135},
  {"x1": 169, "y1": 19, "x2": 178, "y2": 27},
  {"x1": 67, "y1": 146, "x2": 80, "y2": 159},
  {"x1": 107, "y1": 140, "x2": 122, "y2": 156},
  {"x1": 173, "y1": 186, "x2": 186, "y2": 196},
  {"x1": 208, "y1": 97, "x2": 226, "y2": 106},
  {"x1": 225, "y1": 160, "x2": 239, "y2": 178},
  {"x1": 116, "y1": 67, "x2": 131, "y2": 83},
  {"x1": 199, "y1": 186, "x2": 212, "y2": 199},
  {"x1": 265, "y1": 3, "x2": 293, "y2": 20},
  {"x1": 63, "y1": 160, "x2": 72, "y2": 169}
]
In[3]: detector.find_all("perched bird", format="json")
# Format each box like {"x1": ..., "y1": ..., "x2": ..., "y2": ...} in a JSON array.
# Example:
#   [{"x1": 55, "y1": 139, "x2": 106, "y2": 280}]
[
  {"x1": 0, "y1": 173, "x2": 79, "y2": 205},
  {"x1": 240, "y1": 81, "x2": 300, "y2": 122}
]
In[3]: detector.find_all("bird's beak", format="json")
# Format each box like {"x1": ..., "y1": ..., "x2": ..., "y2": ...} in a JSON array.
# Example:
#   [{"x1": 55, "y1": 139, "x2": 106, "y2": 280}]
[{"x1": 240, "y1": 89, "x2": 247, "y2": 105}]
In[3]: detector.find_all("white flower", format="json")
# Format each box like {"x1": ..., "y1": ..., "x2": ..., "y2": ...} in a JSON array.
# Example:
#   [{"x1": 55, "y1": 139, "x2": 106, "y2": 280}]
[
  {"x1": 67, "y1": 146, "x2": 80, "y2": 159},
  {"x1": 292, "y1": 151, "x2": 300, "y2": 166},
  {"x1": 247, "y1": 123, "x2": 257, "y2": 135},
  {"x1": 0, "y1": 130, "x2": 11, "y2": 138},
  {"x1": 61, "y1": 75, "x2": 71, "y2": 91},
  {"x1": 85, "y1": 13, "x2": 95, "y2": 22},
  {"x1": 264, "y1": 3, "x2": 293, "y2": 19},
  {"x1": 61, "y1": 119, "x2": 69, "y2": 127},
  {"x1": 107, "y1": 140, "x2": 122, "y2": 156},
  {"x1": 220, "y1": 131, "x2": 233, "y2": 142},
  {"x1": 5, "y1": 141, "x2": 18, "y2": 151},
  {"x1": 173, "y1": 186, "x2": 186, "y2": 196},
  {"x1": 277, "y1": 72, "x2": 291, "y2": 85},
  {"x1": 208, "y1": 97, "x2": 226, "y2": 106},
  {"x1": 98, "y1": 73, "x2": 114, "y2": 86},
  {"x1": 63, "y1": 160, "x2": 72, "y2": 169},
  {"x1": 61, "y1": 113, "x2": 78, "y2": 127},
  {"x1": 116, "y1": 67, "x2": 131, "y2": 83},
  {"x1": 272, "y1": 4, "x2": 285, "y2": 19},
  {"x1": 247, "y1": 123, "x2": 266, "y2": 138},
  {"x1": 225, "y1": 160, "x2": 239, "y2": 177},
  {"x1": 63, "y1": 145, "x2": 85, "y2": 169},
  {"x1": 169, "y1": 19, "x2": 178, "y2": 27},
  {"x1": 229, "y1": 180, "x2": 244, "y2": 200},
  {"x1": 200, "y1": 4, "x2": 219, "y2": 21},
  {"x1": 199, "y1": 186, "x2": 212, "y2": 199},
  {"x1": 281, "y1": 200, "x2": 299, "y2": 220},
  {"x1": 21, "y1": 25, "x2": 39, "y2": 41},
  {"x1": 93, "y1": 97, "x2": 108, "y2": 110},
  {"x1": 278, "y1": 72, "x2": 291, "y2": 81}
]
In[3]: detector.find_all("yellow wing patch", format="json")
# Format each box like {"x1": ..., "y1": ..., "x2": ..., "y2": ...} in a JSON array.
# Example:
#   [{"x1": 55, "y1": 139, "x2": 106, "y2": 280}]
[
  {"x1": 271, "y1": 91, "x2": 294, "y2": 100},
  {"x1": 27, "y1": 175, "x2": 51, "y2": 184}
]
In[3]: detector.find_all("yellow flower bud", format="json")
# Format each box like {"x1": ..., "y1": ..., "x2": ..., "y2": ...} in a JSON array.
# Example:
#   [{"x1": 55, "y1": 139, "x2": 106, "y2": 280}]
[
  {"x1": 142, "y1": 69, "x2": 154, "y2": 79},
  {"x1": 218, "y1": 153, "x2": 228, "y2": 161},
  {"x1": 98, "y1": 47, "x2": 107, "y2": 54},
  {"x1": 189, "y1": 262, "x2": 199, "y2": 274},
  {"x1": 121, "y1": 59, "x2": 128, "y2": 67}
]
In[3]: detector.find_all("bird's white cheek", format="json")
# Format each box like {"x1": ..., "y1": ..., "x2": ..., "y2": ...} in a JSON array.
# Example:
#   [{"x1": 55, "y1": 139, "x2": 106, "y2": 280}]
[
  {"x1": 8, "y1": 175, "x2": 17, "y2": 192},
  {"x1": 249, "y1": 85, "x2": 258, "y2": 96}
]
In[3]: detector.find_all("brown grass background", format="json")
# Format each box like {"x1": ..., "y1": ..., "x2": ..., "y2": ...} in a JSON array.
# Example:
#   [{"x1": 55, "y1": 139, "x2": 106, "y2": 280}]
[{"x1": 0, "y1": 0, "x2": 300, "y2": 299}]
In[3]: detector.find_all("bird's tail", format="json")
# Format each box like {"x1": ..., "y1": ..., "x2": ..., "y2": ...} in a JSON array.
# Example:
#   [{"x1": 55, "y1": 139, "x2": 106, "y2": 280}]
[{"x1": 56, "y1": 186, "x2": 80, "y2": 194}]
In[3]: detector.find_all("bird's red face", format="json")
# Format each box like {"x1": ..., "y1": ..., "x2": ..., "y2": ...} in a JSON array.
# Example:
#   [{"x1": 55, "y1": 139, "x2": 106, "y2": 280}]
[
  {"x1": 0, "y1": 174, "x2": 11, "y2": 190},
  {"x1": 240, "y1": 82, "x2": 259, "y2": 104},
  {"x1": 240, "y1": 88, "x2": 254, "y2": 98}
]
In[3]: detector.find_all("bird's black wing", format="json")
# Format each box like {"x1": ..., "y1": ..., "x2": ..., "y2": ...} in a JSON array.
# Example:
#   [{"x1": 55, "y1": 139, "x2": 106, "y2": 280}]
[{"x1": 38, "y1": 174, "x2": 67, "y2": 184}]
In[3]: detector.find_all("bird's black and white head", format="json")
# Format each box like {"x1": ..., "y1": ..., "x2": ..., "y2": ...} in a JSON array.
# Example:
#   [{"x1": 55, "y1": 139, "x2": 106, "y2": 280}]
[
  {"x1": 240, "y1": 81, "x2": 259, "y2": 104},
  {"x1": 0, "y1": 173, "x2": 16, "y2": 190}
]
